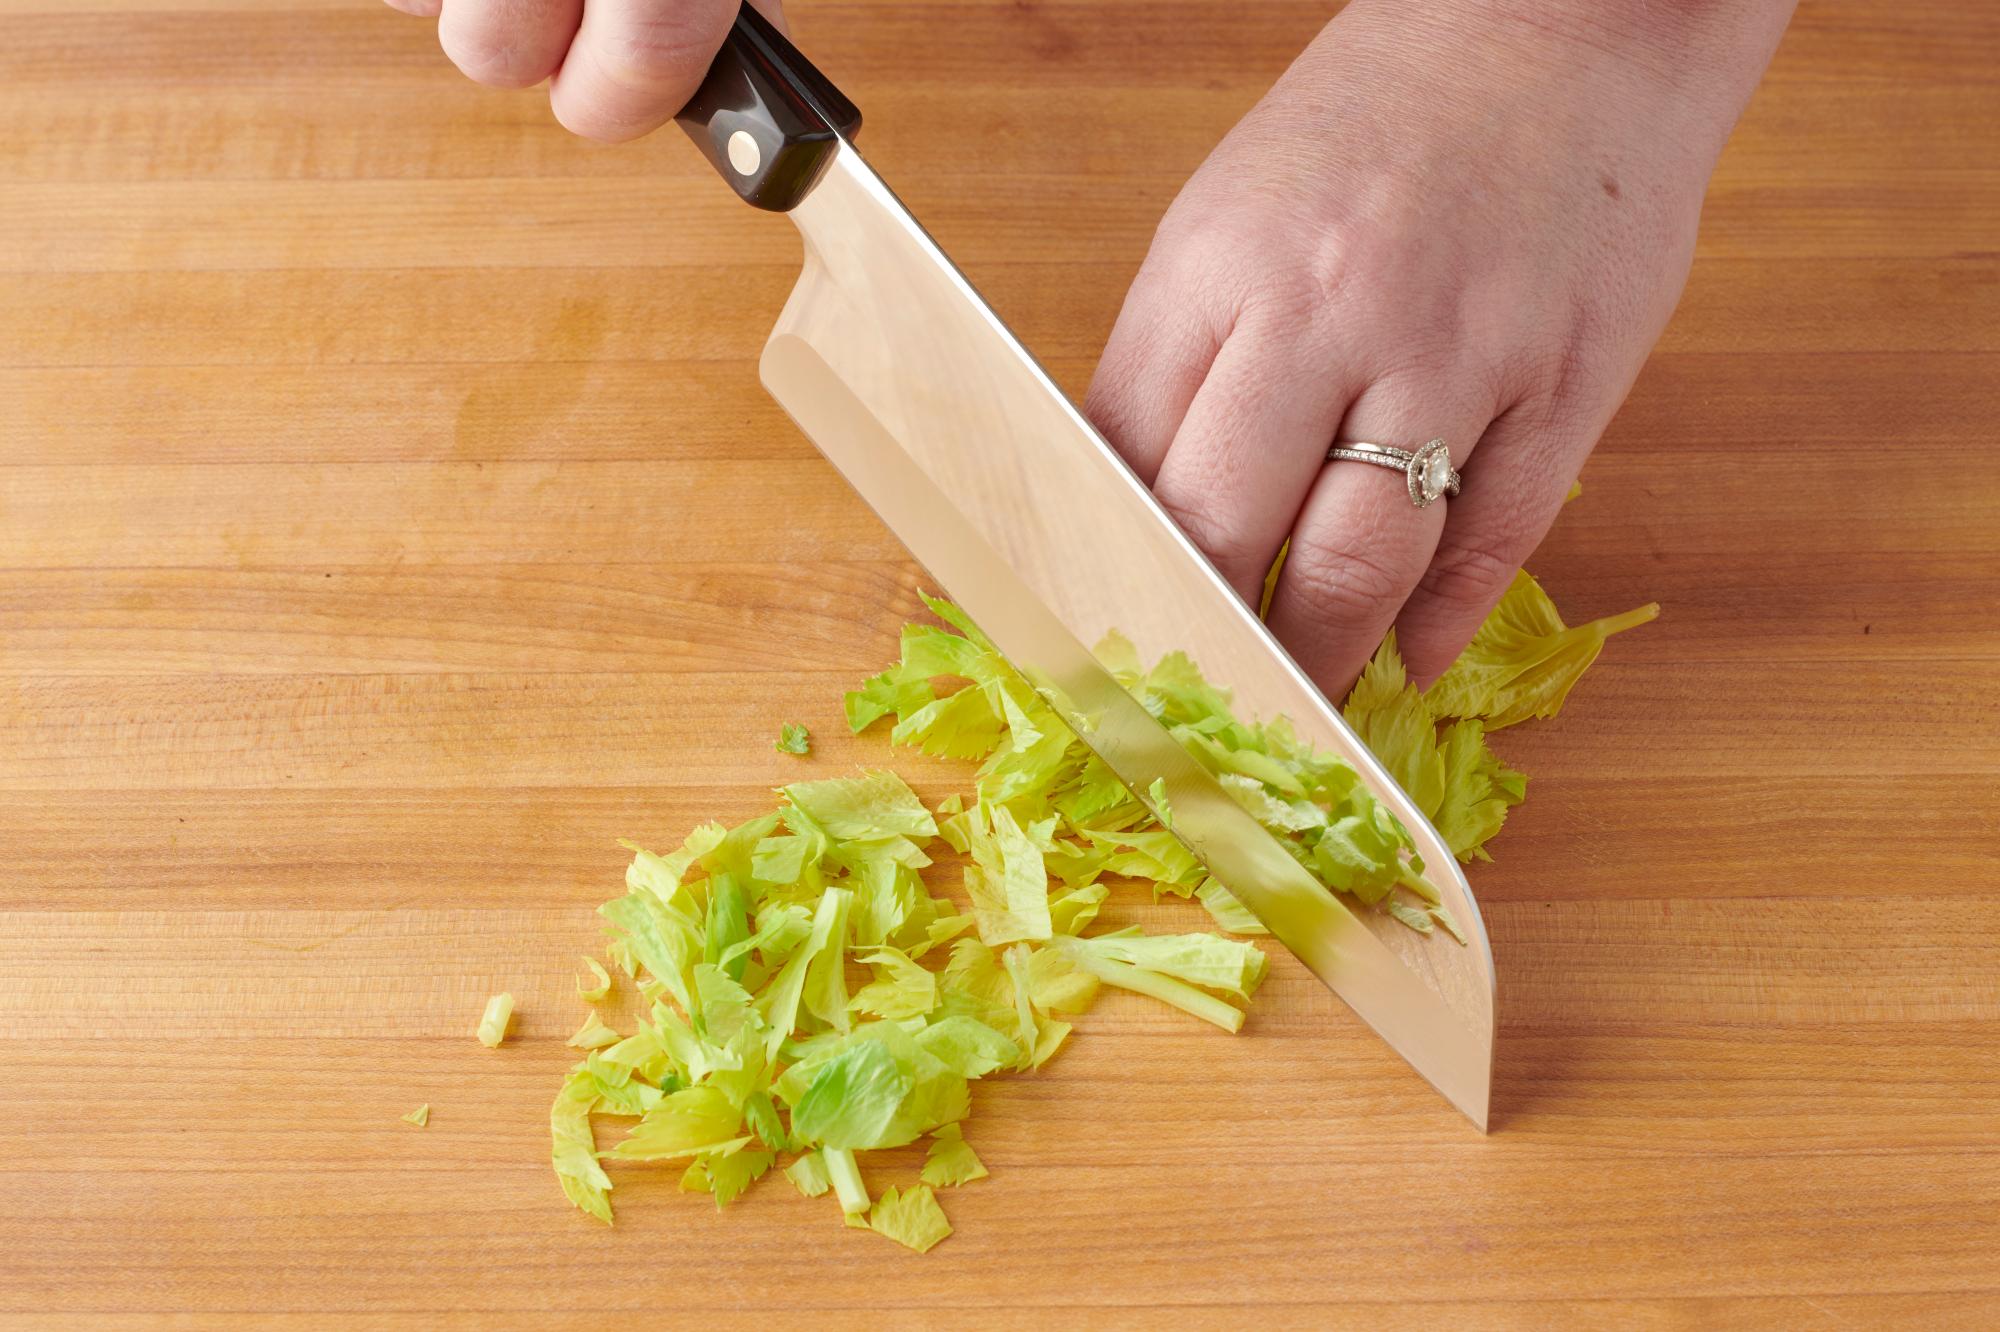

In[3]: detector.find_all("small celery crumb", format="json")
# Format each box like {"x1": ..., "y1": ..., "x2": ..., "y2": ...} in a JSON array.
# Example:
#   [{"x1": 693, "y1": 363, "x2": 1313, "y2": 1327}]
[
  {"x1": 775, "y1": 723, "x2": 812, "y2": 755},
  {"x1": 576, "y1": 956, "x2": 612, "y2": 1002},
  {"x1": 476, "y1": 992, "x2": 514, "y2": 1048},
  {"x1": 402, "y1": 1104, "x2": 429, "y2": 1128}
]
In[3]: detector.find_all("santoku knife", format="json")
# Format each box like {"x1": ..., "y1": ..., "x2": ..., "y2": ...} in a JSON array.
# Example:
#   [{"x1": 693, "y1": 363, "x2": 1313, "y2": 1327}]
[{"x1": 674, "y1": 3, "x2": 1495, "y2": 1127}]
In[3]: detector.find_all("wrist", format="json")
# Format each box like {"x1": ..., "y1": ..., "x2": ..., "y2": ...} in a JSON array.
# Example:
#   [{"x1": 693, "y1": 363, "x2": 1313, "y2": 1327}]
[
  {"x1": 1416, "y1": 0, "x2": 1794, "y2": 102},
  {"x1": 1316, "y1": 0, "x2": 1793, "y2": 172}
]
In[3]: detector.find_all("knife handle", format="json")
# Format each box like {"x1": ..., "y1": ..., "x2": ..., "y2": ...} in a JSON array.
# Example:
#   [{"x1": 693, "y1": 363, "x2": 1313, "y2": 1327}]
[{"x1": 675, "y1": 3, "x2": 862, "y2": 213}]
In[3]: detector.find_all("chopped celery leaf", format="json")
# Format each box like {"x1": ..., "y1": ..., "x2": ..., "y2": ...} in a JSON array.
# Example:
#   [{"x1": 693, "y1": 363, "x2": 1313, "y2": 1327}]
[
  {"x1": 1426, "y1": 570, "x2": 1657, "y2": 729},
  {"x1": 921, "y1": 1122, "x2": 988, "y2": 1188},
  {"x1": 867, "y1": 1185, "x2": 953, "y2": 1254}
]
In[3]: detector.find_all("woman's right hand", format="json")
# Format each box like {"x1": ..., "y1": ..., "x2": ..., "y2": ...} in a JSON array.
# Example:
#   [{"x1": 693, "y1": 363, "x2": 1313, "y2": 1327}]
[{"x1": 383, "y1": 0, "x2": 786, "y2": 143}]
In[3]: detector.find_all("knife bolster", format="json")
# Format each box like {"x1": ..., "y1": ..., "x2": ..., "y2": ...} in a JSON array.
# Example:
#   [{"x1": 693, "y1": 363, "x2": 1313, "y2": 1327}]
[{"x1": 676, "y1": 3, "x2": 864, "y2": 213}]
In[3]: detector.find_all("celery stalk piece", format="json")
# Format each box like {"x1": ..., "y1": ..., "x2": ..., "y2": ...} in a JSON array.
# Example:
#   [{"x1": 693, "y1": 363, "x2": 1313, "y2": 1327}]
[{"x1": 476, "y1": 993, "x2": 514, "y2": 1048}]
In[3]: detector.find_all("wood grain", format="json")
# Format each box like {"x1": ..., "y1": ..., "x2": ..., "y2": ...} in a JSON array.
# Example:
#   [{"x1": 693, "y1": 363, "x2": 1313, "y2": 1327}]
[{"x1": 3, "y1": 0, "x2": 1998, "y2": 1325}]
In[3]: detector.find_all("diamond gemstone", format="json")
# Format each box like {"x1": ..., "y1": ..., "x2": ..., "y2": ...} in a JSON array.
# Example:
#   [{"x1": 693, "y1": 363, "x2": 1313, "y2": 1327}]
[{"x1": 1421, "y1": 452, "x2": 1453, "y2": 498}]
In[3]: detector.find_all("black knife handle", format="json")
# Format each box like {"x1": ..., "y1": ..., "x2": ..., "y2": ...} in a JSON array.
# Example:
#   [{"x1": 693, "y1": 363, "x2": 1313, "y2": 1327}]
[{"x1": 674, "y1": 3, "x2": 862, "y2": 213}]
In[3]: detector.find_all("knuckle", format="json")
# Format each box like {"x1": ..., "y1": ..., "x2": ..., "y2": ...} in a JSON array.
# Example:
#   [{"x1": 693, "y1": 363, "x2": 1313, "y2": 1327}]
[
  {"x1": 594, "y1": 11, "x2": 718, "y2": 89},
  {"x1": 1282, "y1": 534, "x2": 1415, "y2": 635},
  {"x1": 441, "y1": 22, "x2": 552, "y2": 88},
  {"x1": 1414, "y1": 538, "x2": 1521, "y2": 615},
  {"x1": 1155, "y1": 490, "x2": 1267, "y2": 584}
]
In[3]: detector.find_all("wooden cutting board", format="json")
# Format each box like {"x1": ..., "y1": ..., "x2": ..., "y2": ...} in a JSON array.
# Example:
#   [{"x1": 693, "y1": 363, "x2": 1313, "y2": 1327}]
[{"x1": 3, "y1": 0, "x2": 1997, "y2": 1325}]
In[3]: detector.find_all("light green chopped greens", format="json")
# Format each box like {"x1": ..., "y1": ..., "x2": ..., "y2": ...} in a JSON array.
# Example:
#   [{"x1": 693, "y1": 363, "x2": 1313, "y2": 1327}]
[
  {"x1": 867, "y1": 1184, "x2": 953, "y2": 1253},
  {"x1": 476, "y1": 993, "x2": 513, "y2": 1048},
  {"x1": 1426, "y1": 570, "x2": 1658, "y2": 730},
  {"x1": 402, "y1": 1104, "x2": 429, "y2": 1128},
  {"x1": 920, "y1": 1121, "x2": 988, "y2": 1187},
  {"x1": 775, "y1": 722, "x2": 812, "y2": 756},
  {"x1": 785, "y1": 1149, "x2": 831, "y2": 1197},
  {"x1": 546, "y1": 566, "x2": 1647, "y2": 1250},
  {"x1": 576, "y1": 957, "x2": 612, "y2": 1003},
  {"x1": 566, "y1": 1010, "x2": 621, "y2": 1050}
]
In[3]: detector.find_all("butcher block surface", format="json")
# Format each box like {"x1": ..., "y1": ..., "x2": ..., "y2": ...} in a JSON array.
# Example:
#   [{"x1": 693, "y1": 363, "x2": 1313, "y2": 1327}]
[{"x1": 2, "y1": 0, "x2": 1997, "y2": 1325}]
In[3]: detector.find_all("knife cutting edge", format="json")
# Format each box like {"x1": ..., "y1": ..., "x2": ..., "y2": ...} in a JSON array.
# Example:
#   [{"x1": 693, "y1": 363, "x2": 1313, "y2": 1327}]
[{"x1": 674, "y1": 4, "x2": 1496, "y2": 1129}]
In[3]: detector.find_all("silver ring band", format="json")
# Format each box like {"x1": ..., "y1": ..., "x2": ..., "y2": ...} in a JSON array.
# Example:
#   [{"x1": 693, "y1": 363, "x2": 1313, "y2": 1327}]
[{"x1": 1325, "y1": 438, "x2": 1462, "y2": 509}]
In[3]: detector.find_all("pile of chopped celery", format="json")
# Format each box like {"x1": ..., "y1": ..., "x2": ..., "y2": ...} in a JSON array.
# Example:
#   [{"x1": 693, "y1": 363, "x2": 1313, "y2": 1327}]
[{"x1": 549, "y1": 580, "x2": 1652, "y2": 1250}]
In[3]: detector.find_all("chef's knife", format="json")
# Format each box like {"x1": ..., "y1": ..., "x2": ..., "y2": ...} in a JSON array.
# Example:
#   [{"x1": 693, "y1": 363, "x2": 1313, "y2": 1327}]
[{"x1": 677, "y1": 3, "x2": 1495, "y2": 1128}]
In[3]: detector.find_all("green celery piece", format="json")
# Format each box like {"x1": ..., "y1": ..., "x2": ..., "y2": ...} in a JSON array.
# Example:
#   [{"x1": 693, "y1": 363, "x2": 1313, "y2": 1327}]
[
  {"x1": 1047, "y1": 935, "x2": 1246, "y2": 1033},
  {"x1": 551, "y1": 1067, "x2": 614, "y2": 1223},
  {"x1": 1048, "y1": 882, "x2": 1109, "y2": 935},
  {"x1": 1146, "y1": 776, "x2": 1174, "y2": 828},
  {"x1": 566, "y1": 1010, "x2": 620, "y2": 1050},
  {"x1": 575, "y1": 957, "x2": 613, "y2": 1003},
  {"x1": 848, "y1": 945, "x2": 940, "y2": 1020},
  {"x1": 1080, "y1": 829, "x2": 1202, "y2": 890},
  {"x1": 921, "y1": 1122, "x2": 988, "y2": 1187},
  {"x1": 917, "y1": 591, "x2": 995, "y2": 647},
  {"x1": 936, "y1": 938, "x2": 1018, "y2": 1035},
  {"x1": 696, "y1": 813, "x2": 783, "y2": 881},
  {"x1": 1028, "y1": 1016, "x2": 1072, "y2": 1068},
  {"x1": 701, "y1": 1144, "x2": 775, "y2": 1208},
  {"x1": 732, "y1": 901, "x2": 810, "y2": 970},
  {"x1": 607, "y1": 1084, "x2": 745, "y2": 1162},
  {"x1": 800, "y1": 886, "x2": 856, "y2": 1035},
  {"x1": 775, "y1": 722, "x2": 812, "y2": 755},
  {"x1": 845, "y1": 663, "x2": 936, "y2": 733},
  {"x1": 588, "y1": 1063, "x2": 664, "y2": 1117},
  {"x1": 1385, "y1": 895, "x2": 1436, "y2": 935},
  {"x1": 961, "y1": 802, "x2": 1054, "y2": 946},
  {"x1": 1432, "y1": 718, "x2": 1527, "y2": 862},
  {"x1": 844, "y1": 853, "x2": 923, "y2": 949},
  {"x1": 867, "y1": 1185, "x2": 953, "y2": 1253},
  {"x1": 599, "y1": 875, "x2": 703, "y2": 1016},
  {"x1": 1024, "y1": 944, "x2": 1100, "y2": 1015},
  {"x1": 1217, "y1": 773, "x2": 1327, "y2": 835},
  {"x1": 703, "y1": 873, "x2": 752, "y2": 984},
  {"x1": 620, "y1": 833, "x2": 710, "y2": 902},
  {"x1": 750, "y1": 832, "x2": 815, "y2": 888},
  {"x1": 754, "y1": 887, "x2": 848, "y2": 1064},
  {"x1": 476, "y1": 993, "x2": 514, "y2": 1049},
  {"x1": 1002, "y1": 944, "x2": 1040, "y2": 1059},
  {"x1": 822, "y1": 1147, "x2": 871, "y2": 1215},
  {"x1": 401, "y1": 1104, "x2": 429, "y2": 1128},
  {"x1": 788, "y1": 1039, "x2": 913, "y2": 1150},
  {"x1": 1426, "y1": 569, "x2": 1658, "y2": 729},
  {"x1": 912, "y1": 1015, "x2": 1021, "y2": 1078},
  {"x1": 742, "y1": 1088, "x2": 789, "y2": 1152},
  {"x1": 1068, "y1": 929, "x2": 1266, "y2": 997},
  {"x1": 785, "y1": 1150, "x2": 832, "y2": 1197},
  {"x1": 1194, "y1": 881, "x2": 1269, "y2": 935},
  {"x1": 892, "y1": 686, "x2": 1008, "y2": 759},
  {"x1": 908, "y1": 910, "x2": 975, "y2": 961},
  {"x1": 1341, "y1": 632, "x2": 1446, "y2": 818},
  {"x1": 784, "y1": 771, "x2": 940, "y2": 841}
]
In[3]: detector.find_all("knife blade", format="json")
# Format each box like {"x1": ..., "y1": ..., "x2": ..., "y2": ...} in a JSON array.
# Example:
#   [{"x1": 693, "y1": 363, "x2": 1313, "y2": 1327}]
[{"x1": 678, "y1": 4, "x2": 1495, "y2": 1128}]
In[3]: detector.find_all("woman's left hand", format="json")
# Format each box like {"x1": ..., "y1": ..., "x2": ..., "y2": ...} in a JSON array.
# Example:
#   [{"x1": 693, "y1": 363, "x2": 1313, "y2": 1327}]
[{"x1": 1086, "y1": 0, "x2": 1791, "y2": 692}]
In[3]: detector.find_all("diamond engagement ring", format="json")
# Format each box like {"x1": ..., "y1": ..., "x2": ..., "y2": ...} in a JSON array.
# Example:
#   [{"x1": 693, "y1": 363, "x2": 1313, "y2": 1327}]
[{"x1": 1325, "y1": 439, "x2": 1462, "y2": 509}]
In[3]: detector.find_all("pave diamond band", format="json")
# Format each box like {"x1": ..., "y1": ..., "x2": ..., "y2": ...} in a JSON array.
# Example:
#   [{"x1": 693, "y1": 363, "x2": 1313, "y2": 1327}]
[{"x1": 1325, "y1": 439, "x2": 1462, "y2": 509}]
